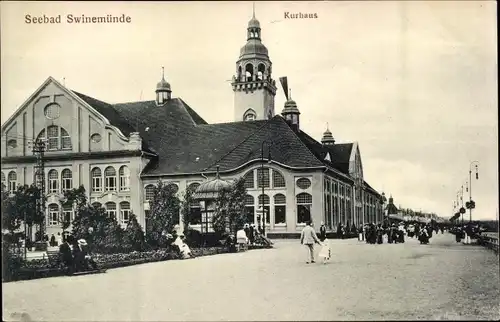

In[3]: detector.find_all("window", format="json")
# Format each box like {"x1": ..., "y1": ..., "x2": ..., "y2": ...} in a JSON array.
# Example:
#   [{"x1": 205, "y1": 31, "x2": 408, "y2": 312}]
[
  {"x1": 44, "y1": 103, "x2": 60, "y2": 119},
  {"x1": 62, "y1": 204, "x2": 73, "y2": 223},
  {"x1": 257, "y1": 168, "x2": 270, "y2": 188},
  {"x1": 90, "y1": 133, "x2": 102, "y2": 143},
  {"x1": 7, "y1": 139, "x2": 17, "y2": 149},
  {"x1": 272, "y1": 170, "x2": 285, "y2": 188},
  {"x1": 188, "y1": 182, "x2": 202, "y2": 224},
  {"x1": 145, "y1": 184, "x2": 155, "y2": 201},
  {"x1": 48, "y1": 204, "x2": 59, "y2": 226},
  {"x1": 119, "y1": 166, "x2": 130, "y2": 191},
  {"x1": 187, "y1": 182, "x2": 200, "y2": 193},
  {"x1": 105, "y1": 202, "x2": 117, "y2": 220},
  {"x1": 91, "y1": 167, "x2": 102, "y2": 192},
  {"x1": 243, "y1": 171, "x2": 255, "y2": 189},
  {"x1": 258, "y1": 194, "x2": 270, "y2": 224},
  {"x1": 296, "y1": 178, "x2": 311, "y2": 190},
  {"x1": 274, "y1": 193, "x2": 286, "y2": 225},
  {"x1": 36, "y1": 126, "x2": 72, "y2": 151},
  {"x1": 48, "y1": 170, "x2": 59, "y2": 193},
  {"x1": 47, "y1": 126, "x2": 59, "y2": 150},
  {"x1": 296, "y1": 193, "x2": 312, "y2": 224},
  {"x1": 61, "y1": 169, "x2": 72, "y2": 192},
  {"x1": 244, "y1": 195, "x2": 255, "y2": 224},
  {"x1": 8, "y1": 171, "x2": 17, "y2": 193},
  {"x1": 104, "y1": 167, "x2": 117, "y2": 191},
  {"x1": 120, "y1": 202, "x2": 131, "y2": 225},
  {"x1": 244, "y1": 113, "x2": 256, "y2": 121},
  {"x1": 92, "y1": 202, "x2": 102, "y2": 209},
  {"x1": 1, "y1": 172, "x2": 6, "y2": 189}
]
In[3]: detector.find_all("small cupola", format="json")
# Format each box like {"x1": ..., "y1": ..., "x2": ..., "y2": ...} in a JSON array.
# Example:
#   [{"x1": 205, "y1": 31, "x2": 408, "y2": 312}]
[
  {"x1": 155, "y1": 67, "x2": 172, "y2": 106},
  {"x1": 281, "y1": 89, "x2": 300, "y2": 132},
  {"x1": 321, "y1": 123, "x2": 335, "y2": 145}
]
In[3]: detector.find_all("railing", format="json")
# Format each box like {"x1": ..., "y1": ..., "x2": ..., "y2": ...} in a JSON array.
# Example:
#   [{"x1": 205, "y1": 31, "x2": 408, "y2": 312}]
[{"x1": 477, "y1": 232, "x2": 499, "y2": 254}]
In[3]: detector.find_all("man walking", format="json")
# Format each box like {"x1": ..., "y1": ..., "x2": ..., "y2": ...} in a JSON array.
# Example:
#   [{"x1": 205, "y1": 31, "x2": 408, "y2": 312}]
[{"x1": 300, "y1": 220, "x2": 321, "y2": 264}]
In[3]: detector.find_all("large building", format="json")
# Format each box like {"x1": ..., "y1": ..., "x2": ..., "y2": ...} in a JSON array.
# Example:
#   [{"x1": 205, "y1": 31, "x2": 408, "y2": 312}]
[{"x1": 1, "y1": 13, "x2": 385, "y2": 237}]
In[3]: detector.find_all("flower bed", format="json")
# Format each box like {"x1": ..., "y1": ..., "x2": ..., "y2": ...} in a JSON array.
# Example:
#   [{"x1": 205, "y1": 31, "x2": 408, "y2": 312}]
[{"x1": 190, "y1": 246, "x2": 230, "y2": 257}]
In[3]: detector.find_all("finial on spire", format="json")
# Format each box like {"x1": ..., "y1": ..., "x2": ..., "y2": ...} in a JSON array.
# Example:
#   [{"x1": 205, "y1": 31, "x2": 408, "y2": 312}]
[
  {"x1": 253, "y1": 2, "x2": 255, "y2": 18},
  {"x1": 161, "y1": 66, "x2": 165, "y2": 79},
  {"x1": 289, "y1": 88, "x2": 292, "y2": 99},
  {"x1": 62, "y1": 77, "x2": 66, "y2": 86},
  {"x1": 216, "y1": 165, "x2": 220, "y2": 179},
  {"x1": 326, "y1": 122, "x2": 329, "y2": 131}
]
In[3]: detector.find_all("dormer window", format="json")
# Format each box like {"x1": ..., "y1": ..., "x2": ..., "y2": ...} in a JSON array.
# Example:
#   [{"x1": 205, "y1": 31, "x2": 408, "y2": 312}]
[{"x1": 243, "y1": 108, "x2": 257, "y2": 121}]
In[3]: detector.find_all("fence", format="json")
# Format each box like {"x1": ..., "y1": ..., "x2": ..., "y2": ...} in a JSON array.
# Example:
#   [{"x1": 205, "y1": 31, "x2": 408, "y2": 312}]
[{"x1": 477, "y1": 233, "x2": 499, "y2": 254}]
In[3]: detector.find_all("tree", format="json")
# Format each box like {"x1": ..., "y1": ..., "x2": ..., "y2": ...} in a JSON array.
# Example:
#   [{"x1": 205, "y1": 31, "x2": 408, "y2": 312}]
[
  {"x1": 146, "y1": 180, "x2": 181, "y2": 248},
  {"x1": 123, "y1": 213, "x2": 146, "y2": 251},
  {"x1": 60, "y1": 185, "x2": 87, "y2": 233},
  {"x1": 180, "y1": 186, "x2": 196, "y2": 232},
  {"x1": 213, "y1": 177, "x2": 247, "y2": 235}
]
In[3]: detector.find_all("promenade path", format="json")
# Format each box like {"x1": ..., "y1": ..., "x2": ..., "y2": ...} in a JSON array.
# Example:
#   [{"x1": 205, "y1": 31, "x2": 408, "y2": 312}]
[{"x1": 3, "y1": 232, "x2": 499, "y2": 321}]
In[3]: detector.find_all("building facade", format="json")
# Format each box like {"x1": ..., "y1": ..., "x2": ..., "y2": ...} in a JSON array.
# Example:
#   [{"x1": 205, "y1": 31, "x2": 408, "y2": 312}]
[{"x1": 1, "y1": 13, "x2": 384, "y2": 238}]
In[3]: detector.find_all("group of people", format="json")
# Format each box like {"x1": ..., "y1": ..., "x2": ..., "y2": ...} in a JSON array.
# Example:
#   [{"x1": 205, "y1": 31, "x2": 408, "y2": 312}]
[
  {"x1": 361, "y1": 222, "x2": 442, "y2": 245},
  {"x1": 58, "y1": 235, "x2": 98, "y2": 274},
  {"x1": 300, "y1": 221, "x2": 331, "y2": 264}
]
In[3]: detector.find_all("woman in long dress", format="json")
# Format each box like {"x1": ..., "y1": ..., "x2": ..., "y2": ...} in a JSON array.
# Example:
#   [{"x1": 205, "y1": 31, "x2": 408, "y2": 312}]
[{"x1": 172, "y1": 235, "x2": 193, "y2": 259}]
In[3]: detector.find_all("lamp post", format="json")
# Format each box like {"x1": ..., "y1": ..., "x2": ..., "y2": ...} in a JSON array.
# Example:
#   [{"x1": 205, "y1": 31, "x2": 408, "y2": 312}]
[
  {"x1": 468, "y1": 161, "x2": 479, "y2": 223},
  {"x1": 260, "y1": 140, "x2": 272, "y2": 237}
]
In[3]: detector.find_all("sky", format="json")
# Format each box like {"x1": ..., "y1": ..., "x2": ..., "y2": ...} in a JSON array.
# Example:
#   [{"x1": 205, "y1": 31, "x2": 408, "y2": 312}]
[{"x1": 1, "y1": 1, "x2": 498, "y2": 220}]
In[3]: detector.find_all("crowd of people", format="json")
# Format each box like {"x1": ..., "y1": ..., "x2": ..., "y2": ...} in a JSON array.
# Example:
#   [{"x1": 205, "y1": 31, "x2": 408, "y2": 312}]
[{"x1": 362, "y1": 222, "x2": 443, "y2": 245}]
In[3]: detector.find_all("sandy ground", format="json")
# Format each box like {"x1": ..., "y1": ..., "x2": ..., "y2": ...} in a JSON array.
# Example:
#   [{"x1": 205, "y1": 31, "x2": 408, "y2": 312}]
[{"x1": 3, "y1": 232, "x2": 499, "y2": 321}]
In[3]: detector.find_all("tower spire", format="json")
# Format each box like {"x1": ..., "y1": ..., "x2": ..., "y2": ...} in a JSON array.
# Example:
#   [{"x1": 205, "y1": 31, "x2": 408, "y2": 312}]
[
  {"x1": 161, "y1": 66, "x2": 165, "y2": 79},
  {"x1": 253, "y1": 2, "x2": 255, "y2": 18},
  {"x1": 289, "y1": 88, "x2": 292, "y2": 100}
]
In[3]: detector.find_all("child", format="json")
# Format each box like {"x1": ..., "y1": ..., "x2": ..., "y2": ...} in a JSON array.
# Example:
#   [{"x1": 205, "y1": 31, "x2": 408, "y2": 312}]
[{"x1": 318, "y1": 238, "x2": 331, "y2": 264}]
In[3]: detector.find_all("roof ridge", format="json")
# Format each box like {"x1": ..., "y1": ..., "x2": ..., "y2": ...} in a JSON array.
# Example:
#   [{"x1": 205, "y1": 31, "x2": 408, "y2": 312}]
[
  {"x1": 113, "y1": 99, "x2": 155, "y2": 105},
  {"x1": 71, "y1": 90, "x2": 114, "y2": 106},
  {"x1": 201, "y1": 119, "x2": 276, "y2": 172}
]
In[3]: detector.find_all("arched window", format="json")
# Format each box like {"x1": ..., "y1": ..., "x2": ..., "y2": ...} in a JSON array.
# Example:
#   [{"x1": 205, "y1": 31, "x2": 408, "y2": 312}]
[
  {"x1": 274, "y1": 193, "x2": 286, "y2": 225},
  {"x1": 119, "y1": 166, "x2": 130, "y2": 191},
  {"x1": 257, "y1": 63, "x2": 265, "y2": 80},
  {"x1": 257, "y1": 168, "x2": 270, "y2": 188},
  {"x1": 145, "y1": 184, "x2": 155, "y2": 201},
  {"x1": 47, "y1": 204, "x2": 59, "y2": 226},
  {"x1": 48, "y1": 169, "x2": 59, "y2": 193},
  {"x1": 8, "y1": 171, "x2": 17, "y2": 193},
  {"x1": 104, "y1": 166, "x2": 117, "y2": 191},
  {"x1": 91, "y1": 167, "x2": 102, "y2": 192},
  {"x1": 61, "y1": 169, "x2": 72, "y2": 192},
  {"x1": 120, "y1": 201, "x2": 131, "y2": 225},
  {"x1": 187, "y1": 182, "x2": 200, "y2": 193},
  {"x1": 105, "y1": 202, "x2": 117, "y2": 220},
  {"x1": 244, "y1": 195, "x2": 255, "y2": 224},
  {"x1": 296, "y1": 193, "x2": 312, "y2": 224},
  {"x1": 238, "y1": 66, "x2": 242, "y2": 80},
  {"x1": 167, "y1": 183, "x2": 179, "y2": 194},
  {"x1": 272, "y1": 170, "x2": 285, "y2": 188},
  {"x1": 258, "y1": 194, "x2": 270, "y2": 224},
  {"x1": 1, "y1": 172, "x2": 6, "y2": 190},
  {"x1": 243, "y1": 171, "x2": 255, "y2": 189},
  {"x1": 92, "y1": 202, "x2": 102, "y2": 209},
  {"x1": 245, "y1": 63, "x2": 254, "y2": 81},
  {"x1": 38, "y1": 126, "x2": 72, "y2": 151}
]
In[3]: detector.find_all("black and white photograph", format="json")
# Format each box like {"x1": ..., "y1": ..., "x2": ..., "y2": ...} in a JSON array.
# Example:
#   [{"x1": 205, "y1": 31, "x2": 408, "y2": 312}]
[{"x1": 1, "y1": 1, "x2": 498, "y2": 321}]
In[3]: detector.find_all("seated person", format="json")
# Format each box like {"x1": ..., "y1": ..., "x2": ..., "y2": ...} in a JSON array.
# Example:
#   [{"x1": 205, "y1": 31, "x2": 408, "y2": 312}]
[{"x1": 75, "y1": 239, "x2": 98, "y2": 271}]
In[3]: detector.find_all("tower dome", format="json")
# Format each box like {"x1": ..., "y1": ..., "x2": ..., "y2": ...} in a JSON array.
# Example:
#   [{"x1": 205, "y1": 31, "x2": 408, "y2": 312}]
[
  {"x1": 321, "y1": 124, "x2": 335, "y2": 145},
  {"x1": 248, "y1": 16, "x2": 260, "y2": 29},
  {"x1": 155, "y1": 67, "x2": 172, "y2": 105},
  {"x1": 281, "y1": 90, "x2": 300, "y2": 132}
]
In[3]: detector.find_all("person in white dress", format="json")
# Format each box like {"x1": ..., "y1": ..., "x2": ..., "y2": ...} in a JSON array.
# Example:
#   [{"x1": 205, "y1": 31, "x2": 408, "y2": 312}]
[
  {"x1": 172, "y1": 234, "x2": 193, "y2": 259},
  {"x1": 318, "y1": 238, "x2": 331, "y2": 264}
]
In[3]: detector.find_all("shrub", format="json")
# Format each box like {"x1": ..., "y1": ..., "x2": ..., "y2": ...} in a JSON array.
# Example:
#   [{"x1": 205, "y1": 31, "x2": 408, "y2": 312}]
[
  {"x1": 184, "y1": 228, "x2": 202, "y2": 247},
  {"x1": 123, "y1": 214, "x2": 146, "y2": 252}
]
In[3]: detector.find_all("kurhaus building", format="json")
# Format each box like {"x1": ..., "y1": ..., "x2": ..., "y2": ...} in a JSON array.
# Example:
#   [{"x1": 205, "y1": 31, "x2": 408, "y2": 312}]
[{"x1": 1, "y1": 13, "x2": 385, "y2": 238}]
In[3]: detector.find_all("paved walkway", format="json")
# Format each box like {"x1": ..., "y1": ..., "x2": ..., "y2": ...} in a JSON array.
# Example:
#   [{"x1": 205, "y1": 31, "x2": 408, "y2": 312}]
[{"x1": 3, "y1": 233, "x2": 499, "y2": 321}]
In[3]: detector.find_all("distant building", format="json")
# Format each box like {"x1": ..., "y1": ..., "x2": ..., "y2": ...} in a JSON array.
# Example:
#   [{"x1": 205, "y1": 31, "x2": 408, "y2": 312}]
[{"x1": 1, "y1": 12, "x2": 385, "y2": 238}]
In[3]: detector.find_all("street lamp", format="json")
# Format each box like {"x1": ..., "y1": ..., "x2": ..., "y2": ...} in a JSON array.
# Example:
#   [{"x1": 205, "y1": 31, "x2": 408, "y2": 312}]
[
  {"x1": 468, "y1": 161, "x2": 479, "y2": 223},
  {"x1": 260, "y1": 140, "x2": 272, "y2": 237}
]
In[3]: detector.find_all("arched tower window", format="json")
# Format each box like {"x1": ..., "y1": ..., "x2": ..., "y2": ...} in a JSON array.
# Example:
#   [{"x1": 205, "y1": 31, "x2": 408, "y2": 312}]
[
  {"x1": 257, "y1": 63, "x2": 265, "y2": 80},
  {"x1": 245, "y1": 63, "x2": 254, "y2": 81},
  {"x1": 238, "y1": 66, "x2": 242, "y2": 80}
]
